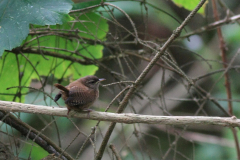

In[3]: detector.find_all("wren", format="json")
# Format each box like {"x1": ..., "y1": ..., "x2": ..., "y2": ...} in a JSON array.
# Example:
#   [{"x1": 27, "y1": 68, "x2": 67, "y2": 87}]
[{"x1": 54, "y1": 75, "x2": 105, "y2": 115}]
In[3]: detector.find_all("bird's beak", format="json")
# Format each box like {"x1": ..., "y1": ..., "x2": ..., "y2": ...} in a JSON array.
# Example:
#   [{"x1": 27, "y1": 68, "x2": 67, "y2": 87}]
[{"x1": 98, "y1": 78, "x2": 106, "y2": 82}]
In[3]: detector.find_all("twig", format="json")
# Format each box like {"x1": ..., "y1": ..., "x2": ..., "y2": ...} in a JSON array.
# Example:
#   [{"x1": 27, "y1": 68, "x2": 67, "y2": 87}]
[
  {"x1": 155, "y1": 125, "x2": 234, "y2": 148},
  {"x1": 11, "y1": 47, "x2": 90, "y2": 65},
  {"x1": 180, "y1": 14, "x2": 240, "y2": 39},
  {"x1": 109, "y1": 144, "x2": 122, "y2": 160},
  {"x1": 102, "y1": 81, "x2": 134, "y2": 87},
  {"x1": 212, "y1": 0, "x2": 232, "y2": 114},
  {"x1": 70, "y1": 4, "x2": 102, "y2": 13}
]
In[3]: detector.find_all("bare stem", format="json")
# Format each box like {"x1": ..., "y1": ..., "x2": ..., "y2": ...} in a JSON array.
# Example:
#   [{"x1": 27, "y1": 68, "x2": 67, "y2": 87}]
[
  {"x1": 211, "y1": 0, "x2": 240, "y2": 159},
  {"x1": 109, "y1": 144, "x2": 122, "y2": 160}
]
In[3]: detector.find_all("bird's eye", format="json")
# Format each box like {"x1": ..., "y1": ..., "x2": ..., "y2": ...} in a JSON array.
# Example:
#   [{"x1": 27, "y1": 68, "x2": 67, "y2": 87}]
[{"x1": 88, "y1": 80, "x2": 96, "y2": 84}]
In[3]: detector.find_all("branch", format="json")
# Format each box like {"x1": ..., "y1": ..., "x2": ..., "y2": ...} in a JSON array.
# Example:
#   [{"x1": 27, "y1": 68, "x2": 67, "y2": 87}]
[
  {"x1": 11, "y1": 47, "x2": 91, "y2": 65},
  {"x1": 180, "y1": 14, "x2": 240, "y2": 39},
  {"x1": 109, "y1": 144, "x2": 122, "y2": 160},
  {"x1": 0, "y1": 101, "x2": 239, "y2": 127}
]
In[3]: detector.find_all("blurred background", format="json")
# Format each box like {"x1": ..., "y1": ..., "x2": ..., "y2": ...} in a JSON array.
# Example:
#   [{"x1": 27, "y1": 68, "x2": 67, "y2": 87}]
[{"x1": 1, "y1": 0, "x2": 240, "y2": 159}]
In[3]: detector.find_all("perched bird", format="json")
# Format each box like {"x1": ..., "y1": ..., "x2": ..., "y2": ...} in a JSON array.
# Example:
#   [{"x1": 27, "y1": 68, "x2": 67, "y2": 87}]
[{"x1": 54, "y1": 75, "x2": 105, "y2": 115}]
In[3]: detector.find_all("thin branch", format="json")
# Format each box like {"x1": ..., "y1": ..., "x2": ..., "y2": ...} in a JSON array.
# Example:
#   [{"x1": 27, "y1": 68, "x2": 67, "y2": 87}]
[
  {"x1": 0, "y1": 101, "x2": 239, "y2": 127},
  {"x1": 11, "y1": 47, "x2": 90, "y2": 65},
  {"x1": 155, "y1": 125, "x2": 234, "y2": 148},
  {"x1": 180, "y1": 14, "x2": 240, "y2": 39},
  {"x1": 212, "y1": 0, "x2": 233, "y2": 114},
  {"x1": 102, "y1": 81, "x2": 134, "y2": 87},
  {"x1": 109, "y1": 144, "x2": 122, "y2": 160},
  {"x1": 70, "y1": 4, "x2": 102, "y2": 13}
]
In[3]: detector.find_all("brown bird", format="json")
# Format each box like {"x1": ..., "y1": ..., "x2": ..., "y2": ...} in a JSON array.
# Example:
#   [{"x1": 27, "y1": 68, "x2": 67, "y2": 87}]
[{"x1": 54, "y1": 75, "x2": 105, "y2": 115}]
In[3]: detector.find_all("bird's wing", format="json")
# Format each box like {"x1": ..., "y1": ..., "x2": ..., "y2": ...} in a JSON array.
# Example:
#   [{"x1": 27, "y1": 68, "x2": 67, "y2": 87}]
[{"x1": 65, "y1": 86, "x2": 95, "y2": 107}]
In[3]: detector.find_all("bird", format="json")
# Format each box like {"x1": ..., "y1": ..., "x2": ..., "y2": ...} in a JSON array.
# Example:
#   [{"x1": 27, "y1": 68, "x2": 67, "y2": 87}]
[{"x1": 54, "y1": 75, "x2": 105, "y2": 115}]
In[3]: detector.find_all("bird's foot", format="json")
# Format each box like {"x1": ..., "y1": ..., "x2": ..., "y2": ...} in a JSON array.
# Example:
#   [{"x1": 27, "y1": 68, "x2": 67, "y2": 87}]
[
  {"x1": 84, "y1": 109, "x2": 93, "y2": 118},
  {"x1": 67, "y1": 109, "x2": 72, "y2": 118}
]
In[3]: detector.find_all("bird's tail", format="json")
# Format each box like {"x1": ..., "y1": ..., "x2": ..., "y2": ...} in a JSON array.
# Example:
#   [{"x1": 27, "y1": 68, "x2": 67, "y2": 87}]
[
  {"x1": 54, "y1": 83, "x2": 69, "y2": 93},
  {"x1": 54, "y1": 93, "x2": 62, "y2": 102}
]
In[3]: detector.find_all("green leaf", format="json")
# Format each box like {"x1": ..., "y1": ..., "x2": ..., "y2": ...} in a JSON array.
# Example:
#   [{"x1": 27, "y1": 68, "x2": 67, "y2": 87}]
[
  {"x1": 171, "y1": 0, "x2": 207, "y2": 15},
  {"x1": 0, "y1": 0, "x2": 73, "y2": 56}
]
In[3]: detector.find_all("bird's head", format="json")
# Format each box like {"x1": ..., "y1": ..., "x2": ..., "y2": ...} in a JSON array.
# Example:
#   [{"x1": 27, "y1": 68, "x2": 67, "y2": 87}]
[{"x1": 80, "y1": 75, "x2": 105, "y2": 89}]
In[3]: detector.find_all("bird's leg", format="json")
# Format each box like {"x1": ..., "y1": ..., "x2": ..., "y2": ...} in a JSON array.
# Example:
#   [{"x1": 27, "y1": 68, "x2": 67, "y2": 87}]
[
  {"x1": 67, "y1": 108, "x2": 71, "y2": 116},
  {"x1": 84, "y1": 109, "x2": 93, "y2": 118}
]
